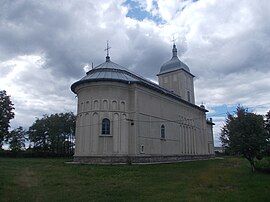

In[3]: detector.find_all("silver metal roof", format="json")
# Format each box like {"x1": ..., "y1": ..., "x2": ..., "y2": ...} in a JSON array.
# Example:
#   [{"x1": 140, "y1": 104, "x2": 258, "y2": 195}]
[
  {"x1": 82, "y1": 67, "x2": 138, "y2": 82},
  {"x1": 158, "y1": 44, "x2": 191, "y2": 75},
  {"x1": 81, "y1": 57, "x2": 139, "y2": 82},
  {"x1": 71, "y1": 56, "x2": 206, "y2": 112}
]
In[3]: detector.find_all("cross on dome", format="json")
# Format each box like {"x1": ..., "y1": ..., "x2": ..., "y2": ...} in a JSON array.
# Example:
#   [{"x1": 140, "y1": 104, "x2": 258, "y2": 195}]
[
  {"x1": 171, "y1": 34, "x2": 178, "y2": 57},
  {"x1": 104, "y1": 40, "x2": 111, "y2": 62},
  {"x1": 171, "y1": 35, "x2": 176, "y2": 45}
]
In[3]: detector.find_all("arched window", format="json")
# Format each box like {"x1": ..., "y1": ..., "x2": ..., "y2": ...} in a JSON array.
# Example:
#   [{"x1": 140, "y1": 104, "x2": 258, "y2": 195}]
[
  {"x1": 161, "y1": 124, "x2": 165, "y2": 139},
  {"x1": 102, "y1": 118, "x2": 110, "y2": 135},
  {"x1": 187, "y1": 91, "x2": 191, "y2": 102}
]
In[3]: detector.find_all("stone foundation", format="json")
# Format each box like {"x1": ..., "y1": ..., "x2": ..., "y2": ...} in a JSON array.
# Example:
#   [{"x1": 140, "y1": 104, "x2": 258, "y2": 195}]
[{"x1": 74, "y1": 154, "x2": 215, "y2": 164}]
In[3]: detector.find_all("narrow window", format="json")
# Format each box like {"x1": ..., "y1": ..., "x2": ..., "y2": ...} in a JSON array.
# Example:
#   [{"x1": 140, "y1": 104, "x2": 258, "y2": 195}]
[
  {"x1": 101, "y1": 118, "x2": 110, "y2": 135},
  {"x1": 161, "y1": 124, "x2": 165, "y2": 139},
  {"x1": 140, "y1": 145, "x2": 145, "y2": 153},
  {"x1": 187, "y1": 91, "x2": 191, "y2": 102}
]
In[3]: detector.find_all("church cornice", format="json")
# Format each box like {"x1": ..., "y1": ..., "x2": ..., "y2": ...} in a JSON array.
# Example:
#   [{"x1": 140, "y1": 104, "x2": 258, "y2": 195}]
[
  {"x1": 156, "y1": 67, "x2": 195, "y2": 77},
  {"x1": 71, "y1": 78, "x2": 208, "y2": 113}
]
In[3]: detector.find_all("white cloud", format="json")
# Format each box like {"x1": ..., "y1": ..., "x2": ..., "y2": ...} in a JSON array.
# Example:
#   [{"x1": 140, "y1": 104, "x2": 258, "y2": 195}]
[{"x1": 0, "y1": 55, "x2": 76, "y2": 128}]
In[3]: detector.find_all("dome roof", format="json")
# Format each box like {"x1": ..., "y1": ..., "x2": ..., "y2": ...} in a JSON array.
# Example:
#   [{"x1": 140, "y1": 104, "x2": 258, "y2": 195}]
[
  {"x1": 158, "y1": 44, "x2": 190, "y2": 75},
  {"x1": 86, "y1": 56, "x2": 139, "y2": 82},
  {"x1": 71, "y1": 56, "x2": 140, "y2": 92}
]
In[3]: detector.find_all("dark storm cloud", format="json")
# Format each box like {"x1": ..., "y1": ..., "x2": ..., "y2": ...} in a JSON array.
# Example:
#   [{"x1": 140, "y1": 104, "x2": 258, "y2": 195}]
[
  {"x1": 118, "y1": 32, "x2": 169, "y2": 77},
  {"x1": 0, "y1": 0, "x2": 101, "y2": 78},
  {"x1": 0, "y1": 0, "x2": 169, "y2": 81}
]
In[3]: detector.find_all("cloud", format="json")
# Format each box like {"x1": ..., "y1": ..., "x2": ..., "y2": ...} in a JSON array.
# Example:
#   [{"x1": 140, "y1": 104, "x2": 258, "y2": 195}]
[
  {"x1": 0, "y1": 0, "x2": 130, "y2": 78},
  {"x1": 0, "y1": 55, "x2": 76, "y2": 128},
  {"x1": 0, "y1": 0, "x2": 270, "y2": 147}
]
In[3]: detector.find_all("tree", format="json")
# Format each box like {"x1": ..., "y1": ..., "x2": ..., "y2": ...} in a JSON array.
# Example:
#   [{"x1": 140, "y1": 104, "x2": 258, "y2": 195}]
[
  {"x1": 5, "y1": 127, "x2": 26, "y2": 152},
  {"x1": 220, "y1": 106, "x2": 269, "y2": 172},
  {"x1": 265, "y1": 110, "x2": 270, "y2": 133},
  {"x1": 28, "y1": 112, "x2": 76, "y2": 156},
  {"x1": 0, "y1": 90, "x2": 15, "y2": 148},
  {"x1": 265, "y1": 110, "x2": 270, "y2": 155}
]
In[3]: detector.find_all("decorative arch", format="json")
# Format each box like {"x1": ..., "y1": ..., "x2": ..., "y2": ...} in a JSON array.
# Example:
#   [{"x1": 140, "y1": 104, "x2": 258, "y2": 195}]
[
  {"x1": 120, "y1": 101, "x2": 125, "y2": 111},
  {"x1": 86, "y1": 100, "x2": 90, "y2": 110},
  {"x1": 103, "y1": 100, "x2": 108, "y2": 110},
  {"x1": 80, "y1": 102, "x2": 84, "y2": 112},
  {"x1": 112, "y1": 100, "x2": 117, "y2": 110},
  {"x1": 94, "y1": 100, "x2": 99, "y2": 109}
]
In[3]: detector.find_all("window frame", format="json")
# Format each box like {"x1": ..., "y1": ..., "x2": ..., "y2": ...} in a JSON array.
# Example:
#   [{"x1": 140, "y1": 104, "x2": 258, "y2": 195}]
[
  {"x1": 160, "y1": 124, "x2": 165, "y2": 139},
  {"x1": 101, "y1": 118, "x2": 110, "y2": 135},
  {"x1": 187, "y1": 91, "x2": 191, "y2": 102},
  {"x1": 140, "y1": 145, "x2": 145, "y2": 154}
]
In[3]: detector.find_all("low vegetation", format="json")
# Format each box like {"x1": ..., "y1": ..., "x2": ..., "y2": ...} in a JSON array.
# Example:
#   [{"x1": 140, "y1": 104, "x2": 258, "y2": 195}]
[{"x1": 0, "y1": 157, "x2": 269, "y2": 201}]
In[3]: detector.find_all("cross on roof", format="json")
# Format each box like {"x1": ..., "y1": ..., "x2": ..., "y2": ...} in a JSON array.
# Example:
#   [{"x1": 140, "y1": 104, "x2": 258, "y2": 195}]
[
  {"x1": 104, "y1": 40, "x2": 111, "y2": 57},
  {"x1": 171, "y1": 34, "x2": 177, "y2": 45}
]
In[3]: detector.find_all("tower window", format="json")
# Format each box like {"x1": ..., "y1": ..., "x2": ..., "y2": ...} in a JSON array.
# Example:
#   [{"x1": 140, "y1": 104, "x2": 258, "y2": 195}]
[
  {"x1": 187, "y1": 91, "x2": 191, "y2": 102},
  {"x1": 101, "y1": 118, "x2": 110, "y2": 135},
  {"x1": 140, "y1": 145, "x2": 145, "y2": 153},
  {"x1": 161, "y1": 124, "x2": 165, "y2": 139}
]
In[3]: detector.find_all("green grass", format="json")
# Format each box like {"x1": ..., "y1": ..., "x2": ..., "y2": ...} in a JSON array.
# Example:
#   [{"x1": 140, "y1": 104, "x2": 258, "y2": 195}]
[{"x1": 0, "y1": 157, "x2": 269, "y2": 202}]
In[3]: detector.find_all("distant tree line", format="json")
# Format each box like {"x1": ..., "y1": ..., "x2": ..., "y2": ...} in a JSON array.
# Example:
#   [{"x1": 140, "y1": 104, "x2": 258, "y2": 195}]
[
  {"x1": 0, "y1": 90, "x2": 75, "y2": 157},
  {"x1": 27, "y1": 113, "x2": 76, "y2": 156}
]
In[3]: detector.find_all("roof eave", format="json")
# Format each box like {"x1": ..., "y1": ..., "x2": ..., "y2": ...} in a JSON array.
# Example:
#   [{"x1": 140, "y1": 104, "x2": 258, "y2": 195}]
[
  {"x1": 157, "y1": 68, "x2": 195, "y2": 77},
  {"x1": 70, "y1": 78, "x2": 132, "y2": 93}
]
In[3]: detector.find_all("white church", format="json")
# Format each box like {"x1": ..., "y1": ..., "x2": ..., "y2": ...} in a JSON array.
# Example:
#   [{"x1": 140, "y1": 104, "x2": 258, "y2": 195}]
[{"x1": 71, "y1": 43, "x2": 215, "y2": 164}]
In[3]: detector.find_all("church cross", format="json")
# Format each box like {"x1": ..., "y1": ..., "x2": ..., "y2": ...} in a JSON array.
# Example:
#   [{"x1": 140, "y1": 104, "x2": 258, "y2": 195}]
[
  {"x1": 171, "y1": 35, "x2": 176, "y2": 45},
  {"x1": 104, "y1": 40, "x2": 111, "y2": 57}
]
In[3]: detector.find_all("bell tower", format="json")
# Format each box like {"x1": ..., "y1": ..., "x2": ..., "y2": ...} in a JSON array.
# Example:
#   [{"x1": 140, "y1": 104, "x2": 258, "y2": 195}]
[{"x1": 157, "y1": 44, "x2": 195, "y2": 104}]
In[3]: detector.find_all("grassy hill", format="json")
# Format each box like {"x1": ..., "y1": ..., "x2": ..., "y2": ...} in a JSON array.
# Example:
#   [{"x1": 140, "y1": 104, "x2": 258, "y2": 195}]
[{"x1": 0, "y1": 157, "x2": 269, "y2": 201}]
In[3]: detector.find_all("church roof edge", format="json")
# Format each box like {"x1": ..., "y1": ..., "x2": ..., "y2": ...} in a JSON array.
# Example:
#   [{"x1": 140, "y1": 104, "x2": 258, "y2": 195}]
[{"x1": 71, "y1": 60, "x2": 207, "y2": 113}]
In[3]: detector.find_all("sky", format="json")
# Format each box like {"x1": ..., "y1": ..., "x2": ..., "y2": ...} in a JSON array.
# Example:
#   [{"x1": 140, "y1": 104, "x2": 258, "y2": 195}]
[{"x1": 1, "y1": 0, "x2": 270, "y2": 147}]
